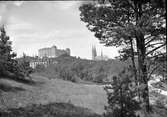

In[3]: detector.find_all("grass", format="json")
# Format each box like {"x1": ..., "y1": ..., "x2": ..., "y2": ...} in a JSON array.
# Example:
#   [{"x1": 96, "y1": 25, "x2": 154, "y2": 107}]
[
  {"x1": 0, "y1": 102, "x2": 102, "y2": 117},
  {"x1": 0, "y1": 74, "x2": 107, "y2": 114},
  {"x1": 0, "y1": 83, "x2": 25, "y2": 92}
]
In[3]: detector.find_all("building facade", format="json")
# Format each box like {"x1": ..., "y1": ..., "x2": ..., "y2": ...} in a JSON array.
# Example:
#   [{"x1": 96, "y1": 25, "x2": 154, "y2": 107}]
[
  {"x1": 38, "y1": 45, "x2": 70, "y2": 58},
  {"x1": 29, "y1": 58, "x2": 58, "y2": 69}
]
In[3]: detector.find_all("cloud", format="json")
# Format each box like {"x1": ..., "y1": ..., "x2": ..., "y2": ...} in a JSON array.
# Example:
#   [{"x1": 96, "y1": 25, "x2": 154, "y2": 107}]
[
  {"x1": 11, "y1": 30, "x2": 60, "y2": 43},
  {"x1": 0, "y1": 3, "x2": 8, "y2": 25},
  {"x1": 14, "y1": 1, "x2": 24, "y2": 7},
  {"x1": 0, "y1": 1, "x2": 25, "y2": 26},
  {"x1": 53, "y1": 1, "x2": 79, "y2": 10},
  {"x1": 10, "y1": 30, "x2": 60, "y2": 57},
  {"x1": 7, "y1": 17, "x2": 34, "y2": 31}
]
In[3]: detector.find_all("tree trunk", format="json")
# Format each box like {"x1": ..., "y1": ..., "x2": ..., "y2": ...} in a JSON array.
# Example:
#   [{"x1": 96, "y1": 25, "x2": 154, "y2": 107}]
[
  {"x1": 130, "y1": 38, "x2": 141, "y2": 102},
  {"x1": 135, "y1": 29, "x2": 150, "y2": 112},
  {"x1": 165, "y1": 39, "x2": 167, "y2": 82},
  {"x1": 120, "y1": 86, "x2": 124, "y2": 117},
  {"x1": 141, "y1": 64, "x2": 150, "y2": 112},
  {"x1": 130, "y1": 38, "x2": 137, "y2": 83}
]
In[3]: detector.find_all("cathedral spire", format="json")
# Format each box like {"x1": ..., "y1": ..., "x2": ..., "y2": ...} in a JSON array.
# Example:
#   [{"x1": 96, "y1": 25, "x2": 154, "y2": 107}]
[{"x1": 92, "y1": 45, "x2": 97, "y2": 60}]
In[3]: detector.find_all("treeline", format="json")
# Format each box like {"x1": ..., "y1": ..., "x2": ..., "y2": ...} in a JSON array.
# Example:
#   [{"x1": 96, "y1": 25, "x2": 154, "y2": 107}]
[{"x1": 35, "y1": 54, "x2": 127, "y2": 83}]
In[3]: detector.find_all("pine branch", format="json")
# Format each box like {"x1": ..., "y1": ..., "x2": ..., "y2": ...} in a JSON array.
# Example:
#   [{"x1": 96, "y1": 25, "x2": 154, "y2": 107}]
[
  {"x1": 147, "y1": 53, "x2": 166, "y2": 60},
  {"x1": 145, "y1": 36, "x2": 156, "y2": 45},
  {"x1": 146, "y1": 44, "x2": 166, "y2": 56},
  {"x1": 146, "y1": 42, "x2": 164, "y2": 48}
]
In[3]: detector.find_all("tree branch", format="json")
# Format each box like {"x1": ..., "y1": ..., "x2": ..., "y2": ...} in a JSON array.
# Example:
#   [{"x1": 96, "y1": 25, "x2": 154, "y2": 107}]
[
  {"x1": 146, "y1": 44, "x2": 166, "y2": 56},
  {"x1": 145, "y1": 36, "x2": 155, "y2": 45},
  {"x1": 146, "y1": 42, "x2": 164, "y2": 48},
  {"x1": 147, "y1": 53, "x2": 166, "y2": 60}
]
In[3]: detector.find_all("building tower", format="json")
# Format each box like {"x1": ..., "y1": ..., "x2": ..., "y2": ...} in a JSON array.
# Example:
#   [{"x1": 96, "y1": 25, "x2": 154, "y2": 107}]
[{"x1": 92, "y1": 45, "x2": 97, "y2": 60}]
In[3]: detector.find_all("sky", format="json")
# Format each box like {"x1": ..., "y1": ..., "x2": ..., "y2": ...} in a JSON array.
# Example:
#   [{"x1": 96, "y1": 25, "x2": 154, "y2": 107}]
[{"x1": 0, "y1": 1, "x2": 119, "y2": 59}]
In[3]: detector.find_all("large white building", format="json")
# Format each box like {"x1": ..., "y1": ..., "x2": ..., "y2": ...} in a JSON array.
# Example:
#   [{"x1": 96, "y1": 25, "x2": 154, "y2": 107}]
[{"x1": 38, "y1": 45, "x2": 70, "y2": 58}]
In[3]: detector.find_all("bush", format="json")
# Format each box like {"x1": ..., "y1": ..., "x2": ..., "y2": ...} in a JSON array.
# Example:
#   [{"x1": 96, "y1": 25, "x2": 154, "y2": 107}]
[
  {"x1": 71, "y1": 75, "x2": 81, "y2": 83},
  {"x1": 35, "y1": 64, "x2": 46, "y2": 72}
]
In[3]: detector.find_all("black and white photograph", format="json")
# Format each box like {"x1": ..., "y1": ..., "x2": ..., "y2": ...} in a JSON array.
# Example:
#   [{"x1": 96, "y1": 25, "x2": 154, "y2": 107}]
[{"x1": 0, "y1": 0, "x2": 166, "y2": 117}]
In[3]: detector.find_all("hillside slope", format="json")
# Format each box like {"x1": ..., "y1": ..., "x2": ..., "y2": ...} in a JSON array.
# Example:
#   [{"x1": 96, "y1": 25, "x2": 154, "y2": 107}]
[
  {"x1": 0, "y1": 73, "x2": 107, "y2": 115},
  {"x1": 35, "y1": 55, "x2": 127, "y2": 83}
]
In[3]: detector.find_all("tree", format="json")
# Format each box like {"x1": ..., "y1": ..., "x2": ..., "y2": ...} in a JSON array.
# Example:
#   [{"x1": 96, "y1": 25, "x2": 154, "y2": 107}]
[
  {"x1": 18, "y1": 53, "x2": 33, "y2": 78},
  {"x1": 0, "y1": 25, "x2": 17, "y2": 77},
  {"x1": 0, "y1": 26, "x2": 33, "y2": 79},
  {"x1": 79, "y1": 0, "x2": 166, "y2": 112},
  {"x1": 104, "y1": 68, "x2": 140, "y2": 117}
]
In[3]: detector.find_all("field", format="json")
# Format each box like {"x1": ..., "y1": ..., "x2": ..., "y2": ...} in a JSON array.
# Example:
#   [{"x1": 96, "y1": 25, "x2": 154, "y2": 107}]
[{"x1": 0, "y1": 73, "x2": 107, "y2": 116}]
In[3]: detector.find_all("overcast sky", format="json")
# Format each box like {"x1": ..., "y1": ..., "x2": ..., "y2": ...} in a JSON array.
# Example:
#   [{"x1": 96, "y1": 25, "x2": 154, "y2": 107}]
[{"x1": 0, "y1": 1, "x2": 119, "y2": 59}]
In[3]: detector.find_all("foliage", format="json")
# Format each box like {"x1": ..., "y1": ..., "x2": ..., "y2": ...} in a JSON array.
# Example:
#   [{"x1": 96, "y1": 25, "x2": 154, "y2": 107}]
[
  {"x1": 0, "y1": 26, "x2": 33, "y2": 80},
  {"x1": 0, "y1": 26, "x2": 18, "y2": 78},
  {"x1": 35, "y1": 64, "x2": 46, "y2": 73},
  {"x1": 35, "y1": 55, "x2": 126, "y2": 83},
  {"x1": 104, "y1": 67, "x2": 140, "y2": 117},
  {"x1": 17, "y1": 53, "x2": 34, "y2": 78}
]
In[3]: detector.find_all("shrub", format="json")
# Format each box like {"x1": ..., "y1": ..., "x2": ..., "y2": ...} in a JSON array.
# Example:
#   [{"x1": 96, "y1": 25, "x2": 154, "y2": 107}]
[{"x1": 35, "y1": 64, "x2": 46, "y2": 72}]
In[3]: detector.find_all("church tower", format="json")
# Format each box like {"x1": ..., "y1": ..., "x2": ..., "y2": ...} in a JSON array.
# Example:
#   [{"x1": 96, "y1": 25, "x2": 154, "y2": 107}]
[{"x1": 92, "y1": 45, "x2": 97, "y2": 60}]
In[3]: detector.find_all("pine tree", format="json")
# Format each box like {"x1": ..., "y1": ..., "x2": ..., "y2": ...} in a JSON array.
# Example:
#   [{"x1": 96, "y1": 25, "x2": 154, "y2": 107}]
[
  {"x1": 104, "y1": 68, "x2": 140, "y2": 117},
  {"x1": 79, "y1": 0, "x2": 166, "y2": 112},
  {"x1": 19, "y1": 53, "x2": 33, "y2": 78},
  {"x1": 0, "y1": 26, "x2": 17, "y2": 77}
]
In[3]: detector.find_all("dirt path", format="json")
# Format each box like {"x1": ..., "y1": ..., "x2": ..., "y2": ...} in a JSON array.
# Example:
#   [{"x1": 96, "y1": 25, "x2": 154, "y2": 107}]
[{"x1": 0, "y1": 74, "x2": 107, "y2": 114}]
